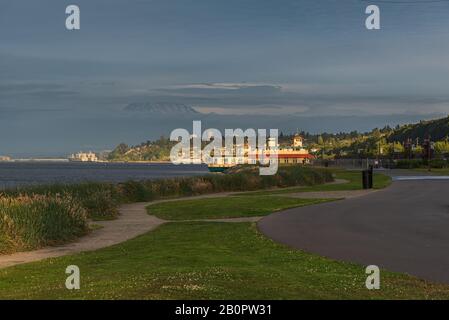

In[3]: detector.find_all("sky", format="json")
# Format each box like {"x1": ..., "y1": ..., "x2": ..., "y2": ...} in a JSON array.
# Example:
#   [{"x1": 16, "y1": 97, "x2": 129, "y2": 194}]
[{"x1": 1, "y1": 0, "x2": 449, "y2": 156}]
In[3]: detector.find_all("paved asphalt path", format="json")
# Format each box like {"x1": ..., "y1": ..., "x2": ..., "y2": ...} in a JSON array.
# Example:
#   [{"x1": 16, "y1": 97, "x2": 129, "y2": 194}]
[{"x1": 258, "y1": 172, "x2": 449, "y2": 284}]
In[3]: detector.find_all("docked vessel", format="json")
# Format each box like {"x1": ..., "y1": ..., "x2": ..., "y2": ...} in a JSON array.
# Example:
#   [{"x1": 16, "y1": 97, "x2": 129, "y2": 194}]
[{"x1": 207, "y1": 164, "x2": 234, "y2": 173}]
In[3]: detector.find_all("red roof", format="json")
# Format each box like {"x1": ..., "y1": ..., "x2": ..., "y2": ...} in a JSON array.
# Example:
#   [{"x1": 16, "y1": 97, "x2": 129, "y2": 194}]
[
  {"x1": 277, "y1": 154, "x2": 315, "y2": 159},
  {"x1": 249, "y1": 153, "x2": 315, "y2": 159}
]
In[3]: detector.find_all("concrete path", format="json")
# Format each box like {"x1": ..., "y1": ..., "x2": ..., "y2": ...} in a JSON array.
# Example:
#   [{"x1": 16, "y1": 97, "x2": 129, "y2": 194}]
[{"x1": 258, "y1": 177, "x2": 449, "y2": 284}]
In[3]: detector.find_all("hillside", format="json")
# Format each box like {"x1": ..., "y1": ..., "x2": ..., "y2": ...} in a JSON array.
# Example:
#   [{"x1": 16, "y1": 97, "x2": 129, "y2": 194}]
[
  {"x1": 108, "y1": 138, "x2": 176, "y2": 162},
  {"x1": 388, "y1": 116, "x2": 449, "y2": 142}
]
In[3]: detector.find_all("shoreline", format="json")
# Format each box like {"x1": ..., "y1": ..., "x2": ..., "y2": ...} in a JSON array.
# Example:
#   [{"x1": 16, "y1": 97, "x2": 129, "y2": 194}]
[{"x1": 0, "y1": 159, "x2": 173, "y2": 164}]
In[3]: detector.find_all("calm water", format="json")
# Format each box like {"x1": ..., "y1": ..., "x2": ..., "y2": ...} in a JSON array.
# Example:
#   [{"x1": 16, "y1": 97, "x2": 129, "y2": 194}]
[{"x1": 0, "y1": 162, "x2": 209, "y2": 189}]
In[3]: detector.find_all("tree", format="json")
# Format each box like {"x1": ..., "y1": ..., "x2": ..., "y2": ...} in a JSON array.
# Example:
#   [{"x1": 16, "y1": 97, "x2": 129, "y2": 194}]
[
  {"x1": 107, "y1": 143, "x2": 130, "y2": 160},
  {"x1": 434, "y1": 140, "x2": 449, "y2": 155}
]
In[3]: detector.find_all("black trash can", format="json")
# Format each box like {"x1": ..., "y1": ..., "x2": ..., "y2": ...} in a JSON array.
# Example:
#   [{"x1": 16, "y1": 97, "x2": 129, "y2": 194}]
[
  {"x1": 362, "y1": 170, "x2": 369, "y2": 189},
  {"x1": 368, "y1": 166, "x2": 374, "y2": 189}
]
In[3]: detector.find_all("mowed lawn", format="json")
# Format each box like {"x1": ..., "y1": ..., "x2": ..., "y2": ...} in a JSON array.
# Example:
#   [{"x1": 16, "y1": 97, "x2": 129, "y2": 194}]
[
  {"x1": 414, "y1": 168, "x2": 449, "y2": 175},
  {"x1": 148, "y1": 196, "x2": 333, "y2": 220},
  {"x1": 238, "y1": 171, "x2": 392, "y2": 196},
  {"x1": 1, "y1": 222, "x2": 449, "y2": 299}
]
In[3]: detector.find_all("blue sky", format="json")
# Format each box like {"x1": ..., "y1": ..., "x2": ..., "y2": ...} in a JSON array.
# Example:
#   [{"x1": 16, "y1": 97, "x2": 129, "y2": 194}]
[{"x1": 1, "y1": 0, "x2": 449, "y2": 155}]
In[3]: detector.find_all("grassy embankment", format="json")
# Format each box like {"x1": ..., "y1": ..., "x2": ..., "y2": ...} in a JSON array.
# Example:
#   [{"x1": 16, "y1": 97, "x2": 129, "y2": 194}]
[
  {"x1": 0, "y1": 166, "x2": 333, "y2": 254},
  {"x1": 149, "y1": 196, "x2": 332, "y2": 220}
]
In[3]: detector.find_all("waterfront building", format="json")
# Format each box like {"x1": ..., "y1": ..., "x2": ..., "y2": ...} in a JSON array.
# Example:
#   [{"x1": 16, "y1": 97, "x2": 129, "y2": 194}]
[
  {"x1": 69, "y1": 151, "x2": 99, "y2": 162},
  {"x1": 208, "y1": 134, "x2": 314, "y2": 171},
  {"x1": 293, "y1": 134, "x2": 303, "y2": 148}
]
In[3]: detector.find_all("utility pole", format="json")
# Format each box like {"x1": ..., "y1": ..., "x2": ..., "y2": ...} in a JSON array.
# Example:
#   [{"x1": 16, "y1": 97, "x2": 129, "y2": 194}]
[
  {"x1": 428, "y1": 137, "x2": 431, "y2": 172},
  {"x1": 377, "y1": 140, "x2": 381, "y2": 168},
  {"x1": 423, "y1": 134, "x2": 432, "y2": 172}
]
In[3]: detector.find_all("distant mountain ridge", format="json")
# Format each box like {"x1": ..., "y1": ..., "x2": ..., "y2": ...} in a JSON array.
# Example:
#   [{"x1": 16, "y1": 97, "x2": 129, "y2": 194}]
[{"x1": 124, "y1": 102, "x2": 199, "y2": 114}]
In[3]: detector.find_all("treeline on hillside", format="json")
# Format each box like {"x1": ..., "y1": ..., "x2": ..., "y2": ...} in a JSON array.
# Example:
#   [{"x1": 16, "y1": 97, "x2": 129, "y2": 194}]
[
  {"x1": 282, "y1": 116, "x2": 449, "y2": 159},
  {"x1": 108, "y1": 115, "x2": 449, "y2": 161},
  {"x1": 108, "y1": 138, "x2": 176, "y2": 161},
  {"x1": 388, "y1": 117, "x2": 449, "y2": 142}
]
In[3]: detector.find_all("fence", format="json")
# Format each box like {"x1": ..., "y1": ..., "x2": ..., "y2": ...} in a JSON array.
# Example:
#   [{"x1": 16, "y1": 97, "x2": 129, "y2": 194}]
[{"x1": 313, "y1": 158, "x2": 393, "y2": 169}]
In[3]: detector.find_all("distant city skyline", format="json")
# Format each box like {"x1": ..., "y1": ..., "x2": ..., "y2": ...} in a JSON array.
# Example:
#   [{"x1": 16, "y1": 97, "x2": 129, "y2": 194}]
[{"x1": 1, "y1": 0, "x2": 449, "y2": 156}]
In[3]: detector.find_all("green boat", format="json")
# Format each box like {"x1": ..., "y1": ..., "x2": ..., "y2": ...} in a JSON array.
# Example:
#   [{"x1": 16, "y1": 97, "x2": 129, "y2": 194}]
[{"x1": 207, "y1": 165, "x2": 233, "y2": 173}]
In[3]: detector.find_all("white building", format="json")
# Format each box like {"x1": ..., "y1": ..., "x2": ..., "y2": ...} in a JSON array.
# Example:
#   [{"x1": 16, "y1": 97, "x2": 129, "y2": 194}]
[{"x1": 69, "y1": 151, "x2": 98, "y2": 162}]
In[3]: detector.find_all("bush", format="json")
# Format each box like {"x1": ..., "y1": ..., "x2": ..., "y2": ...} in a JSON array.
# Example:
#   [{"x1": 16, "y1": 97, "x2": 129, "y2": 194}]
[
  {"x1": 113, "y1": 166, "x2": 333, "y2": 201},
  {"x1": 80, "y1": 188, "x2": 119, "y2": 220},
  {"x1": 395, "y1": 158, "x2": 449, "y2": 169},
  {"x1": 395, "y1": 159, "x2": 424, "y2": 169},
  {"x1": 0, "y1": 194, "x2": 88, "y2": 254},
  {"x1": 6, "y1": 182, "x2": 120, "y2": 220},
  {"x1": 118, "y1": 180, "x2": 155, "y2": 203},
  {"x1": 429, "y1": 159, "x2": 448, "y2": 169}
]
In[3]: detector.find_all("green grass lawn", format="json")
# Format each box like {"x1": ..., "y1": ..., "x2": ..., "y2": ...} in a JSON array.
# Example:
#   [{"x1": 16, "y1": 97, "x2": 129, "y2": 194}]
[
  {"x1": 413, "y1": 168, "x2": 449, "y2": 175},
  {"x1": 148, "y1": 196, "x2": 333, "y2": 220},
  {"x1": 237, "y1": 171, "x2": 392, "y2": 196},
  {"x1": 1, "y1": 222, "x2": 448, "y2": 299}
]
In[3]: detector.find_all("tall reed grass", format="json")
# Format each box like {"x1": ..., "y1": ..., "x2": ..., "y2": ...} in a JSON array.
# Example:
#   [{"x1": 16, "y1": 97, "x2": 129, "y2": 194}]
[
  {"x1": 0, "y1": 194, "x2": 88, "y2": 254},
  {"x1": 7, "y1": 166, "x2": 333, "y2": 218}
]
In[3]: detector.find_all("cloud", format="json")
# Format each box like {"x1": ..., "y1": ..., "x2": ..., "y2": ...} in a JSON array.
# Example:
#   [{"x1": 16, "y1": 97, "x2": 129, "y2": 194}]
[
  {"x1": 148, "y1": 82, "x2": 449, "y2": 117},
  {"x1": 0, "y1": 83, "x2": 79, "y2": 98}
]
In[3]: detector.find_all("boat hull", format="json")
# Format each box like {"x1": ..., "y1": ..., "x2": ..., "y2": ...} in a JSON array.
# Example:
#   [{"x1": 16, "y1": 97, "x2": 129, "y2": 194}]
[{"x1": 208, "y1": 166, "x2": 230, "y2": 173}]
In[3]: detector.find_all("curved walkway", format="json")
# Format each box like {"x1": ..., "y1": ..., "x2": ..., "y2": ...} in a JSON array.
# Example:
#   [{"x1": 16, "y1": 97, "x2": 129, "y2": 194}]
[{"x1": 258, "y1": 177, "x2": 449, "y2": 284}]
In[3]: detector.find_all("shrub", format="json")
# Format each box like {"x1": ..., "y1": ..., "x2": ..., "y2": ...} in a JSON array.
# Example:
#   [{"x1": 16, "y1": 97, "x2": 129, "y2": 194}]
[
  {"x1": 395, "y1": 159, "x2": 424, "y2": 169},
  {"x1": 0, "y1": 194, "x2": 88, "y2": 254},
  {"x1": 395, "y1": 158, "x2": 449, "y2": 169},
  {"x1": 80, "y1": 188, "x2": 119, "y2": 220},
  {"x1": 190, "y1": 179, "x2": 214, "y2": 195},
  {"x1": 429, "y1": 159, "x2": 448, "y2": 169},
  {"x1": 6, "y1": 182, "x2": 120, "y2": 220},
  {"x1": 118, "y1": 180, "x2": 155, "y2": 203}
]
